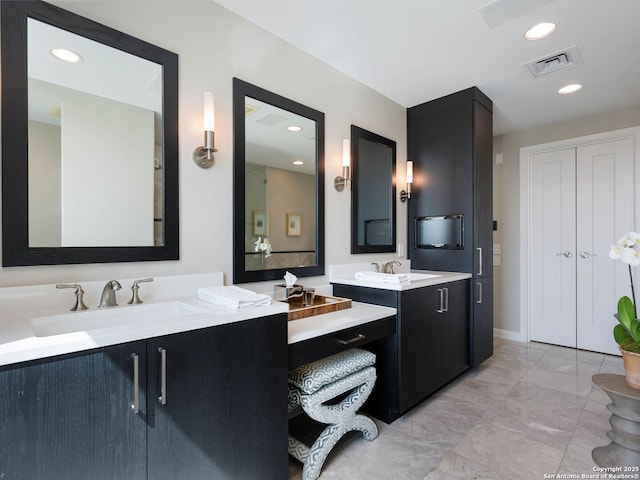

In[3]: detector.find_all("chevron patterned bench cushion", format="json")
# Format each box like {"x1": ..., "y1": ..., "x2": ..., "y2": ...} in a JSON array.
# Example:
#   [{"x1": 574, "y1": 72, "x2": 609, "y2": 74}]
[{"x1": 288, "y1": 348, "x2": 376, "y2": 395}]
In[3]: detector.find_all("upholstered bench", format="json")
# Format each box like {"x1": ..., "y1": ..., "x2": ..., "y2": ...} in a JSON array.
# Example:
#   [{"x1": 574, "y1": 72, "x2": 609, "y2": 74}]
[{"x1": 288, "y1": 348, "x2": 378, "y2": 480}]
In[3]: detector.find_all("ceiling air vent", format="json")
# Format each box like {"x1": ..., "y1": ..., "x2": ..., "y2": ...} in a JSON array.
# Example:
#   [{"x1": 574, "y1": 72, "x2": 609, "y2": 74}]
[{"x1": 523, "y1": 46, "x2": 583, "y2": 78}]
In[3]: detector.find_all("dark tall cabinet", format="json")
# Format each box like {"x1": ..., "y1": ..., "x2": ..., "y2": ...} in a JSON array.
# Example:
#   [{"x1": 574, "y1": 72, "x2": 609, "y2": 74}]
[{"x1": 407, "y1": 86, "x2": 494, "y2": 366}]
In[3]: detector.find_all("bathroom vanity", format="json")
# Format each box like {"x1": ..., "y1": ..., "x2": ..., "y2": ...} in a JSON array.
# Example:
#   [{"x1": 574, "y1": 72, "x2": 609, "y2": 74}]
[
  {"x1": 0, "y1": 314, "x2": 287, "y2": 480},
  {"x1": 0, "y1": 273, "x2": 401, "y2": 479},
  {"x1": 332, "y1": 271, "x2": 471, "y2": 423},
  {"x1": 0, "y1": 275, "x2": 290, "y2": 480}
]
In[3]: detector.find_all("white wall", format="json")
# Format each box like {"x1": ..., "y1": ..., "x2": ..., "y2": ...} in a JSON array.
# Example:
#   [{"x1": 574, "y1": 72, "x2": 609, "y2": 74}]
[
  {"x1": 61, "y1": 88, "x2": 154, "y2": 246},
  {"x1": 0, "y1": 0, "x2": 407, "y2": 292},
  {"x1": 493, "y1": 104, "x2": 640, "y2": 337},
  {"x1": 28, "y1": 120, "x2": 61, "y2": 247}
]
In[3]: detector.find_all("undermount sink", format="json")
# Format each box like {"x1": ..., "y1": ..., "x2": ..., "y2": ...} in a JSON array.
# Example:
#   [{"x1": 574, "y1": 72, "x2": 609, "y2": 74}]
[{"x1": 31, "y1": 301, "x2": 207, "y2": 337}]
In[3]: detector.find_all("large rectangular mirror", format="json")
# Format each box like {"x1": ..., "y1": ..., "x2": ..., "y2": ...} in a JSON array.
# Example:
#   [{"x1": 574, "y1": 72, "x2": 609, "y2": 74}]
[
  {"x1": 1, "y1": 0, "x2": 179, "y2": 266},
  {"x1": 351, "y1": 125, "x2": 397, "y2": 254},
  {"x1": 233, "y1": 78, "x2": 325, "y2": 283}
]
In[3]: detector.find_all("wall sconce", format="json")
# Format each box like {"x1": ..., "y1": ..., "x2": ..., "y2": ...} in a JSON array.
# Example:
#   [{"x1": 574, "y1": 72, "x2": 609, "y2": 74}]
[
  {"x1": 400, "y1": 160, "x2": 413, "y2": 202},
  {"x1": 193, "y1": 91, "x2": 217, "y2": 168},
  {"x1": 334, "y1": 138, "x2": 351, "y2": 192}
]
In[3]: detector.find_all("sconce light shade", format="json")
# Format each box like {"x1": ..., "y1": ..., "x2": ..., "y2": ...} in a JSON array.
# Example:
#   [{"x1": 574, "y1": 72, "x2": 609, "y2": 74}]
[
  {"x1": 400, "y1": 160, "x2": 413, "y2": 202},
  {"x1": 193, "y1": 91, "x2": 217, "y2": 168},
  {"x1": 334, "y1": 138, "x2": 351, "y2": 192}
]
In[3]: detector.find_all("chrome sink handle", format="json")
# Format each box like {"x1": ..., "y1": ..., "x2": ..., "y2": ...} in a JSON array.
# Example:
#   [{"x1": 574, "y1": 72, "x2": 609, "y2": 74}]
[
  {"x1": 56, "y1": 283, "x2": 89, "y2": 311},
  {"x1": 371, "y1": 262, "x2": 381, "y2": 273},
  {"x1": 127, "y1": 278, "x2": 154, "y2": 304}
]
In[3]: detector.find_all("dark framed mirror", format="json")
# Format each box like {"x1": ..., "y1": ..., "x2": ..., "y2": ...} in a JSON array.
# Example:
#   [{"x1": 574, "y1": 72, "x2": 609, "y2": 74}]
[
  {"x1": 1, "y1": 0, "x2": 179, "y2": 266},
  {"x1": 351, "y1": 125, "x2": 396, "y2": 254},
  {"x1": 233, "y1": 78, "x2": 325, "y2": 283}
]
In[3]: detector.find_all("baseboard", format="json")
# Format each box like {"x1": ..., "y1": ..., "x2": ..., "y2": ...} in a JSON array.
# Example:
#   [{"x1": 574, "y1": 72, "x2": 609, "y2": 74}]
[{"x1": 493, "y1": 328, "x2": 527, "y2": 343}]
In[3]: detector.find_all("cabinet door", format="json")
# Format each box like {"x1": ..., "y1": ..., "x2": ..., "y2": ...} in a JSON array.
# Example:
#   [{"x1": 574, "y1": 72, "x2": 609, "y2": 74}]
[
  {"x1": 472, "y1": 277, "x2": 494, "y2": 366},
  {"x1": 0, "y1": 342, "x2": 147, "y2": 480},
  {"x1": 438, "y1": 280, "x2": 470, "y2": 381},
  {"x1": 147, "y1": 314, "x2": 288, "y2": 480},
  {"x1": 398, "y1": 286, "x2": 441, "y2": 411},
  {"x1": 473, "y1": 101, "x2": 493, "y2": 278}
]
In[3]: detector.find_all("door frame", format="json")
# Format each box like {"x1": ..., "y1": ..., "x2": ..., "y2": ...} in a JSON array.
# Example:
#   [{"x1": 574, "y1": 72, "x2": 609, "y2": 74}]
[{"x1": 519, "y1": 127, "x2": 640, "y2": 344}]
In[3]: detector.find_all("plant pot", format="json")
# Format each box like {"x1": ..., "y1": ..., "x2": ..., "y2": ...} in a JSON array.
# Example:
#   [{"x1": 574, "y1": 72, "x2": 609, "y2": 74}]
[{"x1": 620, "y1": 348, "x2": 640, "y2": 389}]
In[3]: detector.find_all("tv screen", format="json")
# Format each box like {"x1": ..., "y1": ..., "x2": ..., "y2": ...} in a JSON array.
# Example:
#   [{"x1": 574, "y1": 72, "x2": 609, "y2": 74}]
[{"x1": 415, "y1": 214, "x2": 464, "y2": 249}]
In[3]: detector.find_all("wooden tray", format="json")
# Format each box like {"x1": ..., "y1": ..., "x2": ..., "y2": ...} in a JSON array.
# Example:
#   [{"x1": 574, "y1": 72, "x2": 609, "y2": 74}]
[{"x1": 282, "y1": 294, "x2": 352, "y2": 321}]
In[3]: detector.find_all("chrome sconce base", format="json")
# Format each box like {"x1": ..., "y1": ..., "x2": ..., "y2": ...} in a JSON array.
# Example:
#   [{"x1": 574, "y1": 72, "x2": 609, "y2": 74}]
[
  {"x1": 334, "y1": 176, "x2": 349, "y2": 192},
  {"x1": 334, "y1": 165, "x2": 351, "y2": 192},
  {"x1": 400, "y1": 187, "x2": 412, "y2": 203},
  {"x1": 193, "y1": 130, "x2": 217, "y2": 169}
]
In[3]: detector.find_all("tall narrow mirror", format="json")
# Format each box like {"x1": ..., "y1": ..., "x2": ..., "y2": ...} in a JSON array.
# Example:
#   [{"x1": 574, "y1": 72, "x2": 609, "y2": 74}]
[
  {"x1": 351, "y1": 125, "x2": 397, "y2": 254},
  {"x1": 1, "y1": 0, "x2": 178, "y2": 266},
  {"x1": 233, "y1": 78, "x2": 325, "y2": 283}
]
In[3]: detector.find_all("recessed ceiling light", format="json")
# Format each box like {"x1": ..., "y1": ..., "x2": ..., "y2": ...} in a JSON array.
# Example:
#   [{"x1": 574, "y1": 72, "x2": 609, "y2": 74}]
[
  {"x1": 293, "y1": 160, "x2": 304, "y2": 166},
  {"x1": 50, "y1": 48, "x2": 83, "y2": 64},
  {"x1": 558, "y1": 83, "x2": 582, "y2": 95},
  {"x1": 525, "y1": 22, "x2": 557, "y2": 41},
  {"x1": 287, "y1": 125, "x2": 302, "y2": 132}
]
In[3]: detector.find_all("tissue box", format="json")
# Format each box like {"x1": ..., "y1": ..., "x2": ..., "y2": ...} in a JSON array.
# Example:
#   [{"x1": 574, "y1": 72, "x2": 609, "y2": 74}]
[{"x1": 274, "y1": 284, "x2": 303, "y2": 302}]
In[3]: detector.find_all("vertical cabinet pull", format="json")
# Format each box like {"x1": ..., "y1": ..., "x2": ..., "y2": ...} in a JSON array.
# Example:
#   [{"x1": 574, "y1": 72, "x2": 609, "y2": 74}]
[
  {"x1": 158, "y1": 347, "x2": 167, "y2": 405},
  {"x1": 477, "y1": 281, "x2": 483, "y2": 304},
  {"x1": 131, "y1": 353, "x2": 140, "y2": 414},
  {"x1": 443, "y1": 287, "x2": 449, "y2": 312},
  {"x1": 477, "y1": 248, "x2": 483, "y2": 276},
  {"x1": 437, "y1": 288, "x2": 444, "y2": 313}
]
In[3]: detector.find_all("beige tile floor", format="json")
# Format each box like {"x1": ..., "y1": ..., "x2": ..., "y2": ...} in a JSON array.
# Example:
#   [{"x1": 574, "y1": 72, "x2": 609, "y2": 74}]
[{"x1": 289, "y1": 338, "x2": 629, "y2": 480}]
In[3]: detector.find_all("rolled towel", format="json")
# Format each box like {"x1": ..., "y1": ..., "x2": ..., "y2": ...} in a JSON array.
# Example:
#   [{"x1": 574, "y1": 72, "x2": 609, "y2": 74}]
[
  {"x1": 354, "y1": 271, "x2": 410, "y2": 284},
  {"x1": 197, "y1": 285, "x2": 271, "y2": 309}
]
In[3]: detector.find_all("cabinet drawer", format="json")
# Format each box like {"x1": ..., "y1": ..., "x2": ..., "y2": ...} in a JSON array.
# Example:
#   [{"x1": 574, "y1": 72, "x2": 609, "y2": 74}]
[{"x1": 288, "y1": 315, "x2": 396, "y2": 369}]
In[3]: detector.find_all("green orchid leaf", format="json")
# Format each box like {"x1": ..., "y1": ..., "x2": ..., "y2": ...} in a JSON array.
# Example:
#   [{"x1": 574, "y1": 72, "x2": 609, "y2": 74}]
[
  {"x1": 614, "y1": 324, "x2": 633, "y2": 344},
  {"x1": 617, "y1": 296, "x2": 635, "y2": 332}
]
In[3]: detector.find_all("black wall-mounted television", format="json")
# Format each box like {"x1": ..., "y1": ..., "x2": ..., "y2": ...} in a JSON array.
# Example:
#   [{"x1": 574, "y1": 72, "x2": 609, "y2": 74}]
[{"x1": 415, "y1": 214, "x2": 464, "y2": 249}]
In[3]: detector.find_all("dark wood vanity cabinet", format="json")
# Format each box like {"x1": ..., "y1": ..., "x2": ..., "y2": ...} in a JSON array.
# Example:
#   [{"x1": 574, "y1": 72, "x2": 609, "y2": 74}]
[
  {"x1": 0, "y1": 314, "x2": 288, "y2": 480},
  {"x1": 407, "y1": 86, "x2": 494, "y2": 366},
  {"x1": 332, "y1": 281, "x2": 470, "y2": 423}
]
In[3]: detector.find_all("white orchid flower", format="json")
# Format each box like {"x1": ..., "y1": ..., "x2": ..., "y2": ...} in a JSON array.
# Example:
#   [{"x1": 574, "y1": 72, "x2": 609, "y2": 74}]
[
  {"x1": 610, "y1": 243, "x2": 623, "y2": 260},
  {"x1": 621, "y1": 246, "x2": 640, "y2": 266}
]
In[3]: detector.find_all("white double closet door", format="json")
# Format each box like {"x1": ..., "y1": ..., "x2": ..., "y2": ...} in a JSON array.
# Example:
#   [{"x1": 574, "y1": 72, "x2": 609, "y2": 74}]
[{"x1": 529, "y1": 136, "x2": 635, "y2": 355}]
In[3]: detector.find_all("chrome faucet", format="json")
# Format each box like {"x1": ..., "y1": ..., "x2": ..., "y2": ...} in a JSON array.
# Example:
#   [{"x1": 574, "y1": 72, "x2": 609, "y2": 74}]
[
  {"x1": 371, "y1": 262, "x2": 381, "y2": 273},
  {"x1": 382, "y1": 261, "x2": 402, "y2": 274},
  {"x1": 99, "y1": 280, "x2": 122, "y2": 308}
]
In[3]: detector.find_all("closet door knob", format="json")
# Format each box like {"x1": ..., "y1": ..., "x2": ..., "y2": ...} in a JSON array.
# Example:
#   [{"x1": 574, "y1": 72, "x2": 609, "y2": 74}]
[
  {"x1": 555, "y1": 251, "x2": 572, "y2": 258},
  {"x1": 579, "y1": 251, "x2": 597, "y2": 259}
]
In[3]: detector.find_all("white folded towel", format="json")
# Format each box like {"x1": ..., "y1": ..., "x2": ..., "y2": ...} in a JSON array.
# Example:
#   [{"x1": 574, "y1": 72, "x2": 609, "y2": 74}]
[
  {"x1": 197, "y1": 286, "x2": 271, "y2": 309},
  {"x1": 354, "y1": 271, "x2": 410, "y2": 284}
]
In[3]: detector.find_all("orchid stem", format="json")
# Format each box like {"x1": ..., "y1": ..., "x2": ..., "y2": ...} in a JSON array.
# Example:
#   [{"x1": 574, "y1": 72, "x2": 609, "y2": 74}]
[{"x1": 630, "y1": 265, "x2": 637, "y2": 319}]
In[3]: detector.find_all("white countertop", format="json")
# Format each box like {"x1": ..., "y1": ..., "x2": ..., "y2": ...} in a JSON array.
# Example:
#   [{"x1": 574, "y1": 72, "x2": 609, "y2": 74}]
[
  {"x1": 288, "y1": 302, "x2": 396, "y2": 344},
  {"x1": 0, "y1": 296, "x2": 289, "y2": 367},
  {"x1": 330, "y1": 268, "x2": 471, "y2": 291},
  {"x1": 0, "y1": 272, "x2": 398, "y2": 367}
]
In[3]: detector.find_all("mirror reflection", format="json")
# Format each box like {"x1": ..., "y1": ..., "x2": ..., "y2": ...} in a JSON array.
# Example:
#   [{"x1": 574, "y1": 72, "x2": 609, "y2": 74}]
[
  {"x1": 233, "y1": 78, "x2": 325, "y2": 283},
  {"x1": 27, "y1": 18, "x2": 163, "y2": 248},
  {"x1": 244, "y1": 98, "x2": 316, "y2": 271},
  {"x1": 351, "y1": 125, "x2": 397, "y2": 254},
  {"x1": 1, "y1": 0, "x2": 179, "y2": 266}
]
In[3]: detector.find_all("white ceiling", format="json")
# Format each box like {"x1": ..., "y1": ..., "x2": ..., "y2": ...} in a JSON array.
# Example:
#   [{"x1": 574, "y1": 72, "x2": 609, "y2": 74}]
[{"x1": 212, "y1": 0, "x2": 640, "y2": 136}]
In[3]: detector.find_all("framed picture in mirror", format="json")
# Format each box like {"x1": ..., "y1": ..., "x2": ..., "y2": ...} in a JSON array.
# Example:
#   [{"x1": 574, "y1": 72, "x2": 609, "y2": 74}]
[{"x1": 286, "y1": 213, "x2": 302, "y2": 237}]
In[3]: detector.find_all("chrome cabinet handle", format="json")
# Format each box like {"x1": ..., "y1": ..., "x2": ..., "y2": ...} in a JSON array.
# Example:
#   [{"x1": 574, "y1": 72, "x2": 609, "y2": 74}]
[
  {"x1": 131, "y1": 353, "x2": 140, "y2": 414},
  {"x1": 579, "y1": 251, "x2": 597, "y2": 259},
  {"x1": 555, "y1": 251, "x2": 573, "y2": 258},
  {"x1": 158, "y1": 347, "x2": 167, "y2": 405},
  {"x1": 437, "y1": 288, "x2": 445, "y2": 313},
  {"x1": 477, "y1": 282, "x2": 483, "y2": 304},
  {"x1": 477, "y1": 248, "x2": 483, "y2": 276},
  {"x1": 443, "y1": 287, "x2": 449, "y2": 312},
  {"x1": 338, "y1": 334, "x2": 365, "y2": 345}
]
